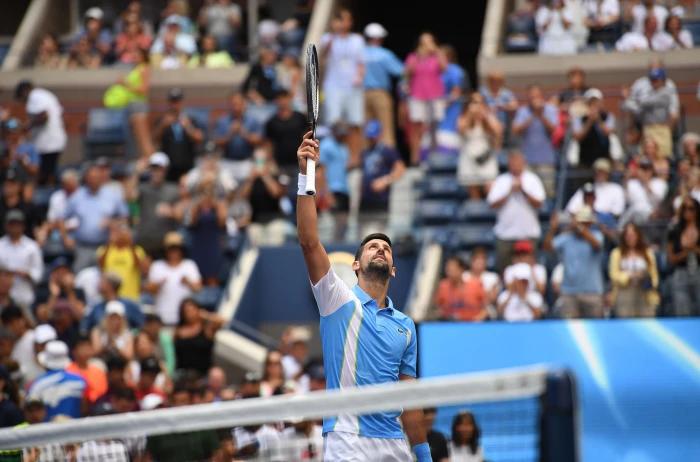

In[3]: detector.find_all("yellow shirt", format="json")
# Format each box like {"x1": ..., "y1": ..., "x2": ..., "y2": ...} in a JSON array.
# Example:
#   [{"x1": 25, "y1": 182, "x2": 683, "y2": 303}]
[{"x1": 97, "y1": 245, "x2": 146, "y2": 301}]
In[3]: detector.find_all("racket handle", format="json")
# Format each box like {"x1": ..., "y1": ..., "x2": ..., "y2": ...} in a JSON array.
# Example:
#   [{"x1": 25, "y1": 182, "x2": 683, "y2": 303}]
[{"x1": 305, "y1": 159, "x2": 316, "y2": 195}]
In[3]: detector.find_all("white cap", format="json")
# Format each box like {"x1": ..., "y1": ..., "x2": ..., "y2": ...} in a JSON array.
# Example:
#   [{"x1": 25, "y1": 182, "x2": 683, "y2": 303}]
[
  {"x1": 34, "y1": 324, "x2": 57, "y2": 344},
  {"x1": 288, "y1": 326, "x2": 311, "y2": 343},
  {"x1": 38, "y1": 340, "x2": 71, "y2": 370},
  {"x1": 85, "y1": 7, "x2": 104, "y2": 20},
  {"x1": 105, "y1": 300, "x2": 126, "y2": 317},
  {"x1": 149, "y1": 152, "x2": 170, "y2": 168},
  {"x1": 584, "y1": 88, "x2": 604, "y2": 101},
  {"x1": 140, "y1": 393, "x2": 164, "y2": 410},
  {"x1": 364, "y1": 23, "x2": 388, "y2": 39},
  {"x1": 510, "y1": 263, "x2": 531, "y2": 281}
]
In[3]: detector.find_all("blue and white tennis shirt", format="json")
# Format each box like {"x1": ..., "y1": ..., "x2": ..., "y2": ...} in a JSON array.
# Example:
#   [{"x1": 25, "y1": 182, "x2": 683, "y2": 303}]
[{"x1": 311, "y1": 268, "x2": 417, "y2": 439}]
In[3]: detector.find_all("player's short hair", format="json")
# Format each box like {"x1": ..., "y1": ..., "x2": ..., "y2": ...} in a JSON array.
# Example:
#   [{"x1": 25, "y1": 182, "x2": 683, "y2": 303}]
[{"x1": 354, "y1": 233, "x2": 393, "y2": 262}]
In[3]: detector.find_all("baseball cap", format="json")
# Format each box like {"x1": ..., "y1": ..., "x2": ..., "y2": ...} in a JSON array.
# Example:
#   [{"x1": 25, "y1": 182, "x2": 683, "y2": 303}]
[
  {"x1": 167, "y1": 87, "x2": 184, "y2": 101},
  {"x1": 149, "y1": 152, "x2": 170, "y2": 168},
  {"x1": 364, "y1": 23, "x2": 388, "y2": 39},
  {"x1": 105, "y1": 300, "x2": 126, "y2": 317},
  {"x1": 364, "y1": 120, "x2": 382, "y2": 139},
  {"x1": 593, "y1": 158, "x2": 611, "y2": 172},
  {"x1": 5, "y1": 209, "x2": 25, "y2": 225},
  {"x1": 513, "y1": 240, "x2": 533, "y2": 254},
  {"x1": 575, "y1": 205, "x2": 595, "y2": 223},
  {"x1": 84, "y1": 7, "x2": 104, "y2": 20},
  {"x1": 582, "y1": 182, "x2": 595, "y2": 195},
  {"x1": 649, "y1": 68, "x2": 666, "y2": 81},
  {"x1": 584, "y1": 88, "x2": 603, "y2": 101},
  {"x1": 140, "y1": 357, "x2": 161, "y2": 374},
  {"x1": 163, "y1": 231, "x2": 184, "y2": 248},
  {"x1": 510, "y1": 263, "x2": 531, "y2": 281},
  {"x1": 34, "y1": 324, "x2": 57, "y2": 344},
  {"x1": 288, "y1": 326, "x2": 311, "y2": 344}
]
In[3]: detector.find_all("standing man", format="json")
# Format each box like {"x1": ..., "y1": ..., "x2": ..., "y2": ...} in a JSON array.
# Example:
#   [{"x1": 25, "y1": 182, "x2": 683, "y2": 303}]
[
  {"x1": 296, "y1": 132, "x2": 431, "y2": 462},
  {"x1": 363, "y1": 22, "x2": 403, "y2": 148},
  {"x1": 14, "y1": 80, "x2": 67, "y2": 186}
]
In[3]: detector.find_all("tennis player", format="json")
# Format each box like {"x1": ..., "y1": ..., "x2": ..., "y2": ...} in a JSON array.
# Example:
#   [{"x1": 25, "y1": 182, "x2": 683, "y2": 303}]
[{"x1": 296, "y1": 131, "x2": 432, "y2": 462}]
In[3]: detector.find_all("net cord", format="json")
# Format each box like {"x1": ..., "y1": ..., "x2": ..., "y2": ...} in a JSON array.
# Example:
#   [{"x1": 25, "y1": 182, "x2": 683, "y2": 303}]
[{"x1": 0, "y1": 365, "x2": 549, "y2": 449}]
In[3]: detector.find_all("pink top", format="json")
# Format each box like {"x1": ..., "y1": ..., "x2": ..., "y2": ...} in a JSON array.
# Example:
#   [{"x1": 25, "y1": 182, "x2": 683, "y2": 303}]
[{"x1": 405, "y1": 52, "x2": 444, "y2": 100}]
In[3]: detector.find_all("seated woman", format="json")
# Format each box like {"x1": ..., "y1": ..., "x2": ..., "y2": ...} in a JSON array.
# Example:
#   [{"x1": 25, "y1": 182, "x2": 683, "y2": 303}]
[
  {"x1": 90, "y1": 301, "x2": 134, "y2": 361},
  {"x1": 188, "y1": 34, "x2": 234, "y2": 68},
  {"x1": 174, "y1": 298, "x2": 224, "y2": 378},
  {"x1": 536, "y1": 0, "x2": 579, "y2": 55},
  {"x1": 449, "y1": 411, "x2": 484, "y2": 462}
]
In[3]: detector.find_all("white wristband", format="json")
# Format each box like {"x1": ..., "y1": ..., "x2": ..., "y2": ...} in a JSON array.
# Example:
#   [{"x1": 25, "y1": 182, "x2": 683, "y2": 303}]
[{"x1": 297, "y1": 174, "x2": 308, "y2": 196}]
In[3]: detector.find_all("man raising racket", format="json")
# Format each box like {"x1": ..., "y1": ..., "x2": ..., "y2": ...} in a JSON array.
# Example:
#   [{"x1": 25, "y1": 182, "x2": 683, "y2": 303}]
[{"x1": 296, "y1": 131, "x2": 432, "y2": 462}]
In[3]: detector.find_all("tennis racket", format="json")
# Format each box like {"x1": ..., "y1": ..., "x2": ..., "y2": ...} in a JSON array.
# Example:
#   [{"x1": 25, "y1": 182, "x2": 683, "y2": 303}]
[{"x1": 305, "y1": 43, "x2": 319, "y2": 195}]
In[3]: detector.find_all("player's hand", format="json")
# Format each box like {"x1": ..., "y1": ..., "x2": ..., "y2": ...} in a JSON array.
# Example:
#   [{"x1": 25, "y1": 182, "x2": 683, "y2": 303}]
[{"x1": 297, "y1": 131, "x2": 319, "y2": 174}]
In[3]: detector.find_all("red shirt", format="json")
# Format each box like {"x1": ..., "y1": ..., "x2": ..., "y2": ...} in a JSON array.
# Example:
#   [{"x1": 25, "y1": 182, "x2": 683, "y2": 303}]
[{"x1": 434, "y1": 278, "x2": 486, "y2": 321}]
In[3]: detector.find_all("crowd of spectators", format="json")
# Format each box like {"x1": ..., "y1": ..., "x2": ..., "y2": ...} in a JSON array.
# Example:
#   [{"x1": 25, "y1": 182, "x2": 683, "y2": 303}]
[{"x1": 505, "y1": 0, "x2": 698, "y2": 54}]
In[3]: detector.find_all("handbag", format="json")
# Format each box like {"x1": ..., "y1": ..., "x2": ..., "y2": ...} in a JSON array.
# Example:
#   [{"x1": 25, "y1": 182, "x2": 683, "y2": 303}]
[{"x1": 103, "y1": 84, "x2": 133, "y2": 109}]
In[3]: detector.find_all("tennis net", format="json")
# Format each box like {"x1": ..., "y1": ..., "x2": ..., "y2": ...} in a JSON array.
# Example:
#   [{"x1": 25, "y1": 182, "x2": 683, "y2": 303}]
[{"x1": 0, "y1": 365, "x2": 578, "y2": 461}]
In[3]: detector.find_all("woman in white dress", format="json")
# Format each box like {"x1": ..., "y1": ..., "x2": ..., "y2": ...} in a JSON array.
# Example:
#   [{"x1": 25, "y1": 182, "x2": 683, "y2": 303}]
[
  {"x1": 457, "y1": 93, "x2": 503, "y2": 200},
  {"x1": 536, "y1": 0, "x2": 579, "y2": 55},
  {"x1": 449, "y1": 411, "x2": 484, "y2": 462}
]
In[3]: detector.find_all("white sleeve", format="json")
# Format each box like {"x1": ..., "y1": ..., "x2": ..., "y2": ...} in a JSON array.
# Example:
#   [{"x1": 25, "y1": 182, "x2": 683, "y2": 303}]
[
  {"x1": 26, "y1": 91, "x2": 47, "y2": 114},
  {"x1": 311, "y1": 268, "x2": 355, "y2": 317},
  {"x1": 148, "y1": 262, "x2": 164, "y2": 282},
  {"x1": 527, "y1": 291, "x2": 544, "y2": 309},
  {"x1": 523, "y1": 172, "x2": 546, "y2": 202},
  {"x1": 612, "y1": 185, "x2": 626, "y2": 216},
  {"x1": 185, "y1": 260, "x2": 202, "y2": 283},
  {"x1": 565, "y1": 190, "x2": 583, "y2": 214},
  {"x1": 486, "y1": 175, "x2": 510, "y2": 205},
  {"x1": 535, "y1": 265, "x2": 547, "y2": 285},
  {"x1": 503, "y1": 266, "x2": 513, "y2": 286},
  {"x1": 497, "y1": 291, "x2": 509, "y2": 305},
  {"x1": 28, "y1": 242, "x2": 44, "y2": 284}
]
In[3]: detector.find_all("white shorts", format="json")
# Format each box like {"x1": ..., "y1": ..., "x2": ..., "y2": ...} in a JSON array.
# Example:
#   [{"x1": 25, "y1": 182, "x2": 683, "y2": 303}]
[
  {"x1": 408, "y1": 98, "x2": 445, "y2": 123},
  {"x1": 323, "y1": 431, "x2": 412, "y2": 461},
  {"x1": 324, "y1": 88, "x2": 365, "y2": 126}
]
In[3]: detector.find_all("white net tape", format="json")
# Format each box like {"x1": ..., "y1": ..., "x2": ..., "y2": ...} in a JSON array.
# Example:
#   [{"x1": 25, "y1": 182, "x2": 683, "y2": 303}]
[{"x1": 0, "y1": 365, "x2": 548, "y2": 450}]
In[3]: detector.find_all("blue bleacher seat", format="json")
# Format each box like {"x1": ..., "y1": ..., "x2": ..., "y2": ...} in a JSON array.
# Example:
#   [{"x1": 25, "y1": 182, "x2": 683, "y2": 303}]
[
  {"x1": 457, "y1": 200, "x2": 496, "y2": 223},
  {"x1": 85, "y1": 108, "x2": 128, "y2": 145},
  {"x1": 31, "y1": 186, "x2": 56, "y2": 209},
  {"x1": 415, "y1": 200, "x2": 460, "y2": 225},
  {"x1": 420, "y1": 176, "x2": 464, "y2": 199},
  {"x1": 683, "y1": 18, "x2": 700, "y2": 46},
  {"x1": 425, "y1": 154, "x2": 458, "y2": 174},
  {"x1": 447, "y1": 225, "x2": 496, "y2": 250}
]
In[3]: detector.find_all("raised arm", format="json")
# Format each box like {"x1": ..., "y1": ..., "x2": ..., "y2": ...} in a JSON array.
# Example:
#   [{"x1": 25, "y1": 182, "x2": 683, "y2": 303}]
[{"x1": 297, "y1": 131, "x2": 330, "y2": 284}]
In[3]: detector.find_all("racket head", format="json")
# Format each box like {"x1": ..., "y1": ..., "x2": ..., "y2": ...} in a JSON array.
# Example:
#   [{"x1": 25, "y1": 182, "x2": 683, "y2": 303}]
[{"x1": 305, "y1": 43, "x2": 320, "y2": 136}]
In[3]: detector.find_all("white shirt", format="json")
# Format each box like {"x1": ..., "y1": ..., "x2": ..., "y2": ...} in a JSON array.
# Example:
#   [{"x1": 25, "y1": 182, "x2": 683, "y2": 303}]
[
  {"x1": 26, "y1": 88, "x2": 67, "y2": 154},
  {"x1": 566, "y1": 181, "x2": 626, "y2": 216},
  {"x1": 631, "y1": 4, "x2": 668, "y2": 33},
  {"x1": 281, "y1": 354, "x2": 302, "y2": 381},
  {"x1": 147, "y1": 259, "x2": 201, "y2": 325},
  {"x1": 626, "y1": 178, "x2": 667, "y2": 218},
  {"x1": 233, "y1": 425, "x2": 284, "y2": 461},
  {"x1": 281, "y1": 425, "x2": 324, "y2": 461},
  {"x1": 320, "y1": 32, "x2": 365, "y2": 90},
  {"x1": 11, "y1": 329, "x2": 36, "y2": 379},
  {"x1": 497, "y1": 290, "x2": 543, "y2": 322},
  {"x1": 616, "y1": 32, "x2": 651, "y2": 51},
  {"x1": 504, "y1": 263, "x2": 547, "y2": 293},
  {"x1": 47, "y1": 189, "x2": 79, "y2": 229},
  {"x1": 0, "y1": 235, "x2": 43, "y2": 307},
  {"x1": 449, "y1": 443, "x2": 484, "y2": 462},
  {"x1": 650, "y1": 31, "x2": 676, "y2": 51},
  {"x1": 487, "y1": 170, "x2": 546, "y2": 240},
  {"x1": 583, "y1": 0, "x2": 620, "y2": 22},
  {"x1": 75, "y1": 266, "x2": 102, "y2": 308}
]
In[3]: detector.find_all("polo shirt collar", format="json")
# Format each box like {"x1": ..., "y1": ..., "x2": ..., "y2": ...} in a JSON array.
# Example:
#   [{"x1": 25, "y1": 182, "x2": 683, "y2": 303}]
[{"x1": 352, "y1": 284, "x2": 395, "y2": 314}]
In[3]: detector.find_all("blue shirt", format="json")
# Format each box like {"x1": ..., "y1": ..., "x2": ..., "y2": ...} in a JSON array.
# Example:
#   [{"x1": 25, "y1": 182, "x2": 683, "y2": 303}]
[
  {"x1": 27, "y1": 370, "x2": 87, "y2": 420},
  {"x1": 440, "y1": 63, "x2": 466, "y2": 132},
  {"x1": 319, "y1": 136, "x2": 349, "y2": 194},
  {"x1": 80, "y1": 297, "x2": 144, "y2": 334},
  {"x1": 512, "y1": 104, "x2": 559, "y2": 166},
  {"x1": 361, "y1": 143, "x2": 400, "y2": 206},
  {"x1": 363, "y1": 45, "x2": 404, "y2": 91},
  {"x1": 553, "y1": 230, "x2": 605, "y2": 295},
  {"x1": 480, "y1": 86, "x2": 517, "y2": 128},
  {"x1": 65, "y1": 186, "x2": 128, "y2": 245},
  {"x1": 214, "y1": 112, "x2": 262, "y2": 161},
  {"x1": 312, "y1": 269, "x2": 417, "y2": 438}
]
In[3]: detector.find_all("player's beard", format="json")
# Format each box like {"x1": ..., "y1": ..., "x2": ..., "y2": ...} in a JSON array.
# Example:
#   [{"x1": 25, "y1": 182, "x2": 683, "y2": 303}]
[{"x1": 363, "y1": 259, "x2": 391, "y2": 283}]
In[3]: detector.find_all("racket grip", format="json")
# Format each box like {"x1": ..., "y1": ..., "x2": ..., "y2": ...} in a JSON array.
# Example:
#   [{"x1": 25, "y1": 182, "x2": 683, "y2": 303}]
[{"x1": 305, "y1": 159, "x2": 316, "y2": 195}]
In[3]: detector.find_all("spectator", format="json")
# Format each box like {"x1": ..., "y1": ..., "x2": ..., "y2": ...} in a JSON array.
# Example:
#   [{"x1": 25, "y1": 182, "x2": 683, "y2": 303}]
[
  {"x1": 91, "y1": 353, "x2": 132, "y2": 415},
  {"x1": 670, "y1": 0, "x2": 700, "y2": 17},
  {"x1": 174, "y1": 298, "x2": 223, "y2": 377},
  {"x1": 64, "y1": 164, "x2": 129, "y2": 271},
  {"x1": 129, "y1": 328, "x2": 171, "y2": 388},
  {"x1": 70, "y1": 7, "x2": 113, "y2": 64},
  {"x1": 566, "y1": 158, "x2": 626, "y2": 218},
  {"x1": 319, "y1": 122, "x2": 351, "y2": 214},
  {"x1": 623, "y1": 157, "x2": 667, "y2": 225},
  {"x1": 34, "y1": 33, "x2": 64, "y2": 69},
  {"x1": 150, "y1": 26, "x2": 188, "y2": 69},
  {"x1": 487, "y1": 150, "x2": 546, "y2": 272},
  {"x1": 433, "y1": 256, "x2": 488, "y2": 321},
  {"x1": 13, "y1": 80, "x2": 67, "y2": 186},
  {"x1": 438, "y1": 45, "x2": 468, "y2": 153},
  {"x1": 205, "y1": 366, "x2": 227, "y2": 402},
  {"x1": 150, "y1": 15, "x2": 196, "y2": 61},
  {"x1": 497, "y1": 262, "x2": 544, "y2": 321},
  {"x1": 609, "y1": 222, "x2": 659, "y2": 317},
  {"x1": 681, "y1": 132, "x2": 699, "y2": 166},
  {"x1": 665, "y1": 14, "x2": 694, "y2": 48},
  {"x1": 1, "y1": 118, "x2": 39, "y2": 200},
  {"x1": 146, "y1": 232, "x2": 202, "y2": 325},
  {"x1": 91, "y1": 301, "x2": 134, "y2": 361},
  {"x1": 134, "y1": 152, "x2": 180, "y2": 258},
  {"x1": 134, "y1": 356, "x2": 167, "y2": 401},
  {"x1": 264, "y1": 90, "x2": 308, "y2": 173},
  {"x1": 38, "y1": 168, "x2": 79, "y2": 248},
  {"x1": 360, "y1": 120, "x2": 406, "y2": 213},
  {"x1": 2, "y1": 306, "x2": 34, "y2": 382},
  {"x1": 197, "y1": 0, "x2": 241, "y2": 56},
  {"x1": 50, "y1": 299, "x2": 80, "y2": 351},
  {"x1": 115, "y1": 13, "x2": 152, "y2": 65},
  {"x1": 0, "y1": 365, "x2": 23, "y2": 428},
  {"x1": 66, "y1": 336, "x2": 108, "y2": 403},
  {"x1": 457, "y1": 92, "x2": 503, "y2": 200},
  {"x1": 243, "y1": 45, "x2": 281, "y2": 102},
  {"x1": 260, "y1": 350, "x2": 285, "y2": 397},
  {"x1": 67, "y1": 39, "x2": 102, "y2": 69},
  {"x1": 0, "y1": 266, "x2": 16, "y2": 314},
  {"x1": 504, "y1": 0, "x2": 538, "y2": 52},
  {"x1": 640, "y1": 136, "x2": 670, "y2": 181},
  {"x1": 503, "y1": 240, "x2": 547, "y2": 295},
  {"x1": 405, "y1": 32, "x2": 447, "y2": 165},
  {"x1": 363, "y1": 22, "x2": 404, "y2": 148},
  {"x1": 281, "y1": 326, "x2": 310, "y2": 381},
  {"x1": 281, "y1": 418, "x2": 324, "y2": 461},
  {"x1": 155, "y1": 87, "x2": 205, "y2": 182},
  {"x1": 512, "y1": 85, "x2": 559, "y2": 196},
  {"x1": 449, "y1": 411, "x2": 484, "y2": 462},
  {"x1": 666, "y1": 197, "x2": 700, "y2": 316},
  {"x1": 630, "y1": 0, "x2": 669, "y2": 34},
  {"x1": 214, "y1": 91, "x2": 263, "y2": 182},
  {"x1": 27, "y1": 340, "x2": 87, "y2": 420},
  {"x1": 0, "y1": 210, "x2": 43, "y2": 310},
  {"x1": 584, "y1": 0, "x2": 621, "y2": 50},
  {"x1": 20, "y1": 323, "x2": 57, "y2": 384},
  {"x1": 559, "y1": 67, "x2": 589, "y2": 117},
  {"x1": 186, "y1": 178, "x2": 227, "y2": 286},
  {"x1": 320, "y1": 8, "x2": 365, "y2": 162},
  {"x1": 423, "y1": 408, "x2": 449, "y2": 462},
  {"x1": 464, "y1": 247, "x2": 501, "y2": 315},
  {"x1": 80, "y1": 272, "x2": 144, "y2": 333},
  {"x1": 276, "y1": 50, "x2": 305, "y2": 112},
  {"x1": 182, "y1": 143, "x2": 238, "y2": 197},
  {"x1": 0, "y1": 170, "x2": 42, "y2": 238},
  {"x1": 114, "y1": 1, "x2": 154, "y2": 36},
  {"x1": 34, "y1": 257, "x2": 86, "y2": 325},
  {"x1": 536, "y1": 0, "x2": 578, "y2": 55},
  {"x1": 572, "y1": 88, "x2": 616, "y2": 168},
  {"x1": 232, "y1": 415, "x2": 283, "y2": 461},
  {"x1": 544, "y1": 208, "x2": 605, "y2": 318},
  {"x1": 480, "y1": 70, "x2": 518, "y2": 141},
  {"x1": 188, "y1": 34, "x2": 234, "y2": 68},
  {"x1": 159, "y1": 1, "x2": 195, "y2": 35},
  {"x1": 97, "y1": 225, "x2": 148, "y2": 301}
]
